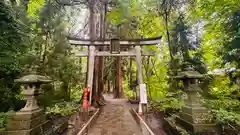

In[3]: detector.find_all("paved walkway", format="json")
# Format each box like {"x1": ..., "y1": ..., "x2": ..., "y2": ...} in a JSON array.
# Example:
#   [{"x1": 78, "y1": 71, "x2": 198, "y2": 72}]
[{"x1": 87, "y1": 94, "x2": 142, "y2": 135}]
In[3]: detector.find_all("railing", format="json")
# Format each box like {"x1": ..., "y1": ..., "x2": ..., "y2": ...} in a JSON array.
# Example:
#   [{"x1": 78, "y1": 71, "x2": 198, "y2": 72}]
[
  {"x1": 77, "y1": 108, "x2": 100, "y2": 135},
  {"x1": 130, "y1": 108, "x2": 155, "y2": 135}
]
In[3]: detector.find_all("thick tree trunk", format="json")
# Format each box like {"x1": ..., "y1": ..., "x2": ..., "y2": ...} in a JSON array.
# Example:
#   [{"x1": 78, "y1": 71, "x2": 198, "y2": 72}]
[
  {"x1": 62, "y1": 81, "x2": 70, "y2": 101},
  {"x1": 129, "y1": 57, "x2": 132, "y2": 90},
  {"x1": 79, "y1": 47, "x2": 83, "y2": 76},
  {"x1": 107, "y1": 80, "x2": 110, "y2": 92},
  {"x1": 163, "y1": 10, "x2": 173, "y2": 60},
  {"x1": 97, "y1": 1, "x2": 107, "y2": 102},
  {"x1": 92, "y1": 58, "x2": 99, "y2": 106},
  {"x1": 93, "y1": 56, "x2": 99, "y2": 105},
  {"x1": 146, "y1": 56, "x2": 152, "y2": 100},
  {"x1": 115, "y1": 56, "x2": 123, "y2": 98},
  {"x1": 97, "y1": 2, "x2": 110, "y2": 101},
  {"x1": 98, "y1": 56, "x2": 104, "y2": 101}
]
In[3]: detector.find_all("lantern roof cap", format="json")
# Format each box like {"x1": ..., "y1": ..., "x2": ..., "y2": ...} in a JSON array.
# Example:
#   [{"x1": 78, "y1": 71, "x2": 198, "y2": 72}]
[
  {"x1": 15, "y1": 74, "x2": 52, "y2": 84},
  {"x1": 175, "y1": 70, "x2": 203, "y2": 79}
]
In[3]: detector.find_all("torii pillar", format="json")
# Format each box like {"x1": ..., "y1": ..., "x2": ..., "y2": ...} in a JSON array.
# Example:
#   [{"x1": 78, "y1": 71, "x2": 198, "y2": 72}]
[
  {"x1": 135, "y1": 45, "x2": 147, "y2": 115},
  {"x1": 87, "y1": 45, "x2": 95, "y2": 106}
]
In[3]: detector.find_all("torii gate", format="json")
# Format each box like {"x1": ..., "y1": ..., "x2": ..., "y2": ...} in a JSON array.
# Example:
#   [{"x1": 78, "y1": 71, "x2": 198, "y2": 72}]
[{"x1": 68, "y1": 36, "x2": 162, "y2": 114}]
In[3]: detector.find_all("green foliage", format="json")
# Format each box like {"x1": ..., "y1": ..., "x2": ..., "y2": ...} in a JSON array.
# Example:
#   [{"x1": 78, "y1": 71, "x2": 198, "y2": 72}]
[
  {"x1": 204, "y1": 75, "x2": 240, "y2": 128},
  {"x1": 209, "y1": 75, "x2": 240, "y2": 99},
  {"x1": 28, "y1": 0, "x2": 83, "y2": 103},
  {"x1": 0, "y1": 110, "x2": 15, "y2": 129},
  {"x1": 196, "y1": 0, "x2": 240, "y2": 69},
  {"x1": 221, "y1": 12, "x2": 240, "y2": 67},
  {"x1": 27, "y1": 0, "x2": 45, "y2": 19},
  {"x1": 204, "y1": 96, "x2": 240, "y2": 126},
  {"x1": 205, "y1": 98, "x2": 240, "y2": 113},
  {"x1": 149, "y1": 92, "x2": 184, "y2": 115},
  {"x1": 0, "y1": 1, "x2": 32, "y2": 112},
  {"x1": 0, "y1": 113, "x2": 7, "y2": 130},
  {"x1": 46, "y1": 101, "x2": 80, "y2": 117},
  {"x1": 145, "y1": 45, "x2": 170, "y2": 100},
  {"x1": 1, "y1": 0, "x2": 84, "y2": 114},
  {"x1": 70, "y1": 85, "x2": 84, "y2": 102},
  {"x1": 170, "y1": 13, "x2": 191, "y2": 60},
  {"x1": 123, "y1": 77, "x2": 134, "y2": 98},
  {"x1": 196, "y1": 1, "x2": 240, "y2": 126},
  {"x1": 212, "y1": 109, "x2": 240, "y2": 126}
]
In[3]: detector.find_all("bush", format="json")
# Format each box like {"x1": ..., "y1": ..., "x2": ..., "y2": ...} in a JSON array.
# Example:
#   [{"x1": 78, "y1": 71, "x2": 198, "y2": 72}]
[
  {"x1": 212, "y1": 109, "x2": 240, "y2": 126},
  {"x1": 123, "y1": 77, "x2": 135, "y2": 99},
  {"x1": 46, "y1": 101, "x2": 80, "y2": 118},
  {"x1": 205, "y1": 98, "x2": 240, "y2": 112},
  {"x1": 204, "y1": 98, "x2": 240, "y2": 129},
  {"x1": 149, "y1": 92, "x2": 184, "y2": 115},
  {"x1": 70, "y1": 85, "x2": 84, "y2": 102},
  {"x1": 204, "y1": 75, "x2": 240, "y2": 130}
]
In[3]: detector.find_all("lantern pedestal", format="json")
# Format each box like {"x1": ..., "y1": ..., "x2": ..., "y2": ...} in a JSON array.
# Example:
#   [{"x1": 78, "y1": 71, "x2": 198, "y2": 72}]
[{"x1": 6, "y1": 109, "x2": 48, "y2": 135}]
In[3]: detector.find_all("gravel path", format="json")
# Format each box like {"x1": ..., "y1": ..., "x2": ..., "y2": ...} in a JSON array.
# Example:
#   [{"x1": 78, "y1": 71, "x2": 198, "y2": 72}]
[{"x1": 87, "y1": 94, "x2": 142, "y2": 135}]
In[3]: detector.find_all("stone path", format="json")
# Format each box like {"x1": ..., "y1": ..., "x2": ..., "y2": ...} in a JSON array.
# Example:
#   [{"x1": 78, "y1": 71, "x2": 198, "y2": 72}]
[{"x1": 87, "y1": 94, "x2": 142, "y2": 135}]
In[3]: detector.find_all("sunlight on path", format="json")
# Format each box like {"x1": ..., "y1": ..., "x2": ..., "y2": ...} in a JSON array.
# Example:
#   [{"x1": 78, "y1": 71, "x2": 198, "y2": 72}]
[{"x1": 87, "y1": 94, "x2": 142, "y2": 135}]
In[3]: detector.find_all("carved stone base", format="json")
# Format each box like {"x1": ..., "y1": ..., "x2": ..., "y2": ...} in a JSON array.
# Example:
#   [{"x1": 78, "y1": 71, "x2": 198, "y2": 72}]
[
  {"x1": 176, "y1": 105, "x2": 216, "y2": 133},
  {"x1": 3, "y1": 121, "x2": 48, "y2": 135},
  {"x1": 176, "y1": 116, "x2": 216, "y2": 133},
  {"x1": 6, "y1": 109, "x2": 47, "y2": 135}
]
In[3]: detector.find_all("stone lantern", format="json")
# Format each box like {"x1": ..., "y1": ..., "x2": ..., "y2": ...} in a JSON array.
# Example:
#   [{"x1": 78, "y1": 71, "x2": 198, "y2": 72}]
[
  {"x1": 6, "y1": 74, "x2": 51, "y2": 135},
  {"x1": 175, "y1": 62, "x2": 215, "y2": 133}
]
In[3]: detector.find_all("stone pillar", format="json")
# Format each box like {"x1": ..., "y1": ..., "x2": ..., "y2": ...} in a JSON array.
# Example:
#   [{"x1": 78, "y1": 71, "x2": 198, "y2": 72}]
[
  {"x1": 6, "y1": 74, "x2": 51, "y2": 135},
  {"x1": 175, "y1": 62, "x2": 215, "y2": 133}
]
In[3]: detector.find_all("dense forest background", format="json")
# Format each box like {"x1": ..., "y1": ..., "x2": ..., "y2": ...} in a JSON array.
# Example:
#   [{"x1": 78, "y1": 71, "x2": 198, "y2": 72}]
[{"x1": 0, "y1": 0, "x2": 239, "y2": 132}]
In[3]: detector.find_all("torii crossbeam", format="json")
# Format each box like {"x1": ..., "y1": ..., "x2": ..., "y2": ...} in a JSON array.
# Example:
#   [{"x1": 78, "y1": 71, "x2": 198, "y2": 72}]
[
  {"x1": 68, "y1": 36, "x2": 162, "y2": 115},
  {"x1": 69, "y1": 36, "x2": 162, "y2": 46}
]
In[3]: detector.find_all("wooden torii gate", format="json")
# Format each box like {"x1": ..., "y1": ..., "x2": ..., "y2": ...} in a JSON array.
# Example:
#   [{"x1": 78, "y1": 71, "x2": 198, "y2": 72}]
[{"x1": 68, "y1": 36, "x2": 162, "y2": 114}]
